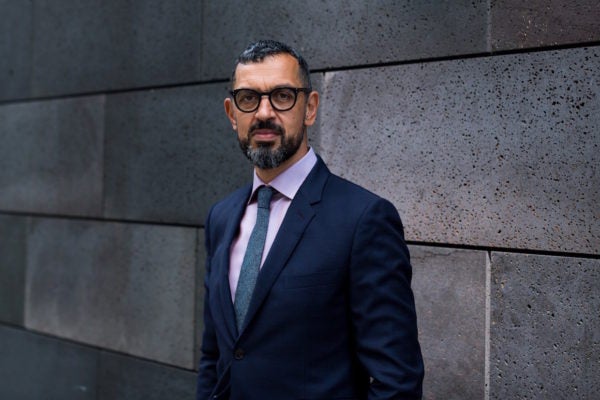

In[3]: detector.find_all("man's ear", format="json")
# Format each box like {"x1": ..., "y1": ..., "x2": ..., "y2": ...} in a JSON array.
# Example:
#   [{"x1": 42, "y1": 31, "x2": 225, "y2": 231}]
[
  {"x1": 224, "y1": 98, "x2": 237, "y2": 130},
  {"x1": 304, "y1": 91, "x2": 319, "y2": 126}
]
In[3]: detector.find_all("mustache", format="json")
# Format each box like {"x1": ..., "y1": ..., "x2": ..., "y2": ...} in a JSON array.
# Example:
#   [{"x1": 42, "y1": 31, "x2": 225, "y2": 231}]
[{"x1": 249, "y1": 120, "x2": 284, "y2": 136}]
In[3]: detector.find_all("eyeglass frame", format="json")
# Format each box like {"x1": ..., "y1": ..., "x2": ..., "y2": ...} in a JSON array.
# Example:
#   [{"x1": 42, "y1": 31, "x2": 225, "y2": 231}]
[{"x1": 229, "y1": 87, "x2": 312, "y2": 113}]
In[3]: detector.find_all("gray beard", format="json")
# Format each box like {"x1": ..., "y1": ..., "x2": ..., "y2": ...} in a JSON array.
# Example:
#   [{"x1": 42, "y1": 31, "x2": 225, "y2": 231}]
[{"x1": 240, "y1": 127, "x2": 304, "y2": 169}]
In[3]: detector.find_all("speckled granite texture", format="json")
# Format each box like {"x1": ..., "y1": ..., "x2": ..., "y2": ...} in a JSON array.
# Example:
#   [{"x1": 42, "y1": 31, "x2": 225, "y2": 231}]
[{"x1": 316, "y1": 47, "x2": 599, "y2": 254}]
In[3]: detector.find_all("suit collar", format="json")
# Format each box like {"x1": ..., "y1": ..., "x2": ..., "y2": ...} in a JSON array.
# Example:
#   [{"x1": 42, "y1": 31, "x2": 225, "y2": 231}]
[
  {"x1": 216, "y1": 185, "x2": 252, "y2": 339},
  {"x1": 299, "y1": 154, "x2": 329, "y2": 204},
  {"x1": 238, "y1": 156, "x2": 330, "y2": 335}
]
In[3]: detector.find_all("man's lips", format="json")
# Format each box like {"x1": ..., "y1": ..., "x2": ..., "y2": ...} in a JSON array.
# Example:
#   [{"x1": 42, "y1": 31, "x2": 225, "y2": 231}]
[{"x1": 251, "y1": 129, "x2": 281, "y2": 141}]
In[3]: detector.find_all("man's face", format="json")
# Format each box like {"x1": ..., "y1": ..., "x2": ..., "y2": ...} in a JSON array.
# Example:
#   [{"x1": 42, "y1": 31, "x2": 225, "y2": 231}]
[{"x1": 224, "y1": 54, "x2": 318, "y2": 171}]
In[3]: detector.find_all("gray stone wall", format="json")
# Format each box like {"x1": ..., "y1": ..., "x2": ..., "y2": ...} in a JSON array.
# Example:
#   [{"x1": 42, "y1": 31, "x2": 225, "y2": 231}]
[{"x1": 1, "y1": 1, "x2": 598, "y2": 399}]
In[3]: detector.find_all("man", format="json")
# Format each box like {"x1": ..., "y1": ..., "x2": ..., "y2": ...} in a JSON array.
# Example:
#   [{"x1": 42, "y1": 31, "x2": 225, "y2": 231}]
[{"x1": 197, "y1": 40, "x2": 424, "y2": 399}]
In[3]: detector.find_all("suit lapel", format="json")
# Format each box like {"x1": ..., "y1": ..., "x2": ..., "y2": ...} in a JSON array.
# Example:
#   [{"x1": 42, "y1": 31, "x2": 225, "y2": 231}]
[
  {"x1": 239, "y1": 158, "x2": 330, "y2": 334},
  {"x1": 216, "y1": 185, "x2": 251, "y2": 340}
]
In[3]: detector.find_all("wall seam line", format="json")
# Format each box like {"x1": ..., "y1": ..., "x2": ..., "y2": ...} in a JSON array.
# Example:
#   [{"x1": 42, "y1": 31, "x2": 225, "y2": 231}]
[{"x1": 485, "y1": 251, "x2": 492, "y2": 400}]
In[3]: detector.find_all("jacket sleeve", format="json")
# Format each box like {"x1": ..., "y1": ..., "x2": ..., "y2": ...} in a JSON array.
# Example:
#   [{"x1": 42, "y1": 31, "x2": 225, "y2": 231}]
[
  {"x1": 196, "y1": 208, "x2": 219, "y2": 400},
  {"x1": 349, "y1": 198, "x2": 424, "y2": 399}
]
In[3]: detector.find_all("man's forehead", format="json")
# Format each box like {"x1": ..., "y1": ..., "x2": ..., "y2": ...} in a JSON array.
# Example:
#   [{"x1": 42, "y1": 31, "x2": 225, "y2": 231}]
[{"x1": 233, "y1": 54, "x2": 301, "y2": 88}]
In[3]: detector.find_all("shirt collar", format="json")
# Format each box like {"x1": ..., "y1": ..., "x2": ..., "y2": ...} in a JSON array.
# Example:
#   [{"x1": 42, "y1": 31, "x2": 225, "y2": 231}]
[{"x1": 249, "y1": 147, "x2": 318, "y2": 203}]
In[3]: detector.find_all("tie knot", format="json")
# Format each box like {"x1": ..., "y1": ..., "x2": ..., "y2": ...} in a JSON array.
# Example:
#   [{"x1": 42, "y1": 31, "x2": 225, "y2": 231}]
[{"x1": 256, "y1": 186, "x2": 274, "y2": 209}]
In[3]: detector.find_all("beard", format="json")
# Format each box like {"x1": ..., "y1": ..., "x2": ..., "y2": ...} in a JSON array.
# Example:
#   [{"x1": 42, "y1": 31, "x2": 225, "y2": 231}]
[{"x1": 239, "y1": 120, "x2": 305, "y2": 169}]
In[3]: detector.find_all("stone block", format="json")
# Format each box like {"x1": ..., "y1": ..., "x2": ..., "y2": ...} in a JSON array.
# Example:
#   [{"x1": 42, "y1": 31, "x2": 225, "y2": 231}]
[
  {"x1": 0, "y1": 96, "x2": 104, "y2": 216},
  {"x1": 308, "y1": 72, "x2": 325, "y2": 149},
  {"x1": 97, "y1": 351, "x2": 196, "y2": 400},
  {"x1": 0, "y1": 215, "x2": 27, "y2": 325},
  {"x1": 30, "y1": 0, "x2": 203, "y2": 97},
  {"x1": 410, "y1": 246, "x2": 487, "y2": 400},
  {"x1": 201, "y1": 0, "x2": 488, "y2": 79},
  {"x1": 490, "y1": 252, "x2": 600, "y2": 399},
  {"x1": 316, "y1": 46, "x2": 600, "y2": 254},
  {"x1": 491, "y1": 0, "x2": 600, "y2": 51},
  {"x1": 103, "y1": 84, "x2": 250, "y2": 225},
  {"x1": 0, "y1": 0, "x2": 33, "y2": 101},
  {"x1": 25, "y1": 218, "x2": 198, "y2": 368},
  {"x1": 0, "y1": 325, "x2": 98, "y2": 399}
]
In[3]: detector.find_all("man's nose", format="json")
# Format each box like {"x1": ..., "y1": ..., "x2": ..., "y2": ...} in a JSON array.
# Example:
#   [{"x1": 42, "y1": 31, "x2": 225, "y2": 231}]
[{"x1": 254, "y1": 95, "x2": 276, "y2": 119}]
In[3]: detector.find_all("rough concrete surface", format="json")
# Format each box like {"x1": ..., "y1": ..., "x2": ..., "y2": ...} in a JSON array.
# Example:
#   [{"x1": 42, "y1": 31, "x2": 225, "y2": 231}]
[
  {"x1": 24, "y1": 218, "x2": 198, "y2": 368},
  {"x1": 0, "y1": 325, "x2": 99, "y2": 400},
  {"x1": 490, "y1": 252, "x2": 600, "y2": 399},
  {"x1": 411, "y1": 245, "x2": 487, "y2": 400},
  {"x1": 491, "y1": 0, "x2": 600, "y2": 50},
  {"x1": 0, "y1": 215, "x2": 27, "y2": 325},
  {"x1": 0, "y1": 96, "x2": 105, "y2": 216},
  {"x1": 103, "y1": 83, "x2": 251, "y2": 225},
  {"x1": 316, "y1": 46, "x2": 599, "y2": 254}
]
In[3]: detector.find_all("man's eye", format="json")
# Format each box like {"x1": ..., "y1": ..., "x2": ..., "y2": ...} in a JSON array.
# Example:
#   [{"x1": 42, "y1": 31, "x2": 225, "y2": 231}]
[
  {"x1": 239, "y1": 93, "x2": 258, "y2": 103},
  {"x1": 274, "y1": 91, "x2": 293, "y2": 101}
]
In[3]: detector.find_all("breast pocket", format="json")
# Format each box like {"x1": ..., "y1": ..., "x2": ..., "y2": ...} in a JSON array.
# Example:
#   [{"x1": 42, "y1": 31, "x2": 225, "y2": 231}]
[{"x1": 283, "y1": 269, "x2": 343, "y2": 289}]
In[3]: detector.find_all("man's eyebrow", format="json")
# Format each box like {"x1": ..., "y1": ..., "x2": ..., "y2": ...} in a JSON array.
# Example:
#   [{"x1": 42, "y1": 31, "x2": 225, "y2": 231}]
[{"x1": 233, "y1": 84, "x2": 298, "y2": 91}]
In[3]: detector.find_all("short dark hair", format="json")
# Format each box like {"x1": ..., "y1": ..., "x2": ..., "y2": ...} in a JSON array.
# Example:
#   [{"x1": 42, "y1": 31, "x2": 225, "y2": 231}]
[{"x1": 231, "y1": 40, "x2": 312, "y2": 90}]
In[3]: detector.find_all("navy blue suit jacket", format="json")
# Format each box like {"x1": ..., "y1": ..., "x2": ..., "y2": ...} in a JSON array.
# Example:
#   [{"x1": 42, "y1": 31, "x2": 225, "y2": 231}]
[{"x1": 197, "y1": 156, "x2": 424, "y2": 399}]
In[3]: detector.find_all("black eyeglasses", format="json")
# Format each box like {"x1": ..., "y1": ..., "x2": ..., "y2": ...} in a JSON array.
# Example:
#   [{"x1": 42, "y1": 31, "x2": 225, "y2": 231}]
[{"x1": 230, "y1": 87, "x2": 311, "y2": 113}]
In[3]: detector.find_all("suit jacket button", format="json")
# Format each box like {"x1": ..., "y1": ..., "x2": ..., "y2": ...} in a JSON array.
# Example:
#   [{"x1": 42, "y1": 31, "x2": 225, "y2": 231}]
[{"x1": 234, "y1": 348, "x2": 245, "y2": 360}]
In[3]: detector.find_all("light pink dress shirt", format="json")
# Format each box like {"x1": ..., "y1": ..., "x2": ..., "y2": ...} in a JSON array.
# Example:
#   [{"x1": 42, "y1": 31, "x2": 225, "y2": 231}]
[{"x1": 229, "y1": 148, "x2": 318, "y2": 301}]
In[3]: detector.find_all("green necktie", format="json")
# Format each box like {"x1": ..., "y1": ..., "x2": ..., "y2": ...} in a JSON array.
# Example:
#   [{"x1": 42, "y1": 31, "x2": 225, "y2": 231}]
[{"x1": 234, "y1": 186, "x2": 274, "y2": 331}]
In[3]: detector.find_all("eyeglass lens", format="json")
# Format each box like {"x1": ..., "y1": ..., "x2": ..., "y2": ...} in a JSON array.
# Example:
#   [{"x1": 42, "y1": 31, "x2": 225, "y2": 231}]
[{"x1": 234, "y1": 88, "x2": 298, "y2": 112}]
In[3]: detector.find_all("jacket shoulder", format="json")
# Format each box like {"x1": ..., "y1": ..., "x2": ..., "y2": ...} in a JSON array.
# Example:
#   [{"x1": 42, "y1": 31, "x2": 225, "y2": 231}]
[
  {"x1": 324, "y1": 172, "x2": 392, "y2": 212},
  {"x1": 307, "y1": 156, "x2": 385, "y2": 205},
  {"x1": 205, "y1": 184, "x2": 250, "y2": 233},
  {"x1": 211, "y1": 184, "x2": 251, "y2": 214}
]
